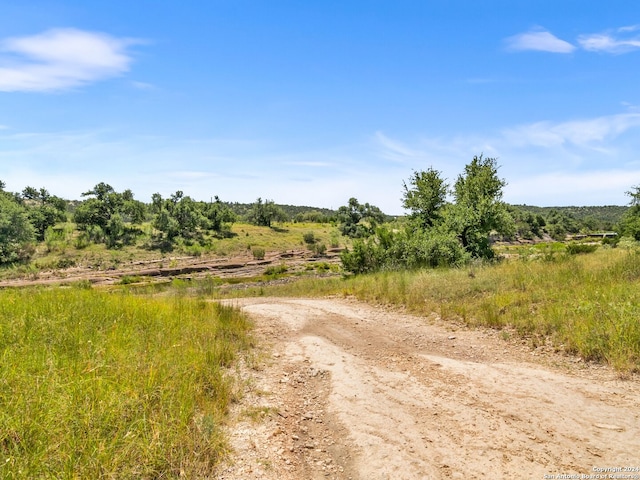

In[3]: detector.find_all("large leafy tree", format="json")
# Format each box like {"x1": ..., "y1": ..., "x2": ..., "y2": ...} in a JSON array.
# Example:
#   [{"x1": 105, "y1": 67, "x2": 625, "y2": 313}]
[
  {"x1": 0, "y1": 190, "x2": 35, "y2": 264},
  {"x1": 446, "y1": 155, "x2": 514, "y2": 258}
]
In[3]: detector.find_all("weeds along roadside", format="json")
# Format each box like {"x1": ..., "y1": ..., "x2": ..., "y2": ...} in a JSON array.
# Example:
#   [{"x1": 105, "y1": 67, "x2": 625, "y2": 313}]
[
  {"x1": 0, "y1": 283, "x2": 253, "y2": 478},
  {"x1": 221, "y1": 246, "x2": 640, "y2": 374}
]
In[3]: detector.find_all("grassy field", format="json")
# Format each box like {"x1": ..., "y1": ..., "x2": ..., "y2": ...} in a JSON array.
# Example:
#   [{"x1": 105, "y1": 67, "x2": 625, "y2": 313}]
[
  {"x1": 0, "y1": 285, "x2": 252, "y2": 478},
  {"x1": 0, "y1": 221, "x2": 345, "y2": 280},
  {"x1": 222, "y1": 245, "x2": 640, "y2": 373}
]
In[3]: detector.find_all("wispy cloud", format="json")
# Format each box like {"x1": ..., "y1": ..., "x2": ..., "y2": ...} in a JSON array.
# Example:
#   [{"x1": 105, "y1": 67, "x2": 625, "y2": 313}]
[
  {"x1": 0, "y1": 28, "x2": 141, "y2": 92},
  {"x1": 507, "y1": 25, "x2": 640, "y2": 55},
  {"x1": 369, "y1": 109, "x2": 640, "y2": 207},
  {"x1": 131, "y1": 80, "x2": 156, "y2": 90},
  {"x1": 504, "y1": 29, "x2": 576, "y2": 53},
  {"x1": 374, "y1": 131, "x2": 426, "y2": 162},
  {"x1": 502, "y1": 113, "x2": 640, "y2": 149},
  {"x1": 578, "y1": 25, "x2": 640, "y2": 53}
]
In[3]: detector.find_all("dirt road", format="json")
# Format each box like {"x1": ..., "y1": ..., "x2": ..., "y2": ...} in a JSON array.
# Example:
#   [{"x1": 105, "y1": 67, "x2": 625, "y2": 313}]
[{"x1": 216, "y1": 298, "x2": 640, "y2": 480}]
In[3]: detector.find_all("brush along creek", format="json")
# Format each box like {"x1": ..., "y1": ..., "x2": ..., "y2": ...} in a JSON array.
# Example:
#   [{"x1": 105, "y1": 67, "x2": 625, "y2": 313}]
[{"x1": 216, "y1": 298, "x2": 639, "y2": 480}]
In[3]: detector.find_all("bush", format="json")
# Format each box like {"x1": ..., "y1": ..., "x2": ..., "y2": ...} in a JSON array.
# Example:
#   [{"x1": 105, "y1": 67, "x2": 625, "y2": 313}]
[
  {"x1": 303, "y1": 232, "x2": 316, "y2": 245},
  {"x1": 252, "y1": 247, "x2": 266, "y2": 260},
  {"x1": 566, "y1": 243, "x2": 599, "y2": 255},
  {"x1": 340, "y1": 228, "x2": 469, "y2": 274},
  {"x1": 313, "y1": 243, "x2": 327, "y2": 257},
  {"x1": 264, "y1": 264, "x2": 287, "y2": 275}
]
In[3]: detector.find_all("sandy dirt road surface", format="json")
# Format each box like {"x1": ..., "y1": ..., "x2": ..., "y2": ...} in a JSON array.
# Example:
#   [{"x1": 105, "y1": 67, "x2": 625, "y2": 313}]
[{"x1": 216, "y1": 298, "x2": 640, "y2": 480}]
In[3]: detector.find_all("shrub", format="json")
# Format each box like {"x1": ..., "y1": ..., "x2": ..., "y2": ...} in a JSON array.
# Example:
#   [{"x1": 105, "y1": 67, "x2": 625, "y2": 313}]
[
  {"x1": 566, "y1": 243, "x2": 599, "y2": 255},
  {"x1": 313, "y1": 243, "x2": 327, "y2": 257},
  {"x1": 303, "y1": 232, "x2": 316, "y2": 244},
  {"x1": 252, "y1": 247, "x2": 266, "y2": 260},
  {"x1": 264, "y1": 264, "x2": 287, "y2": 275}
]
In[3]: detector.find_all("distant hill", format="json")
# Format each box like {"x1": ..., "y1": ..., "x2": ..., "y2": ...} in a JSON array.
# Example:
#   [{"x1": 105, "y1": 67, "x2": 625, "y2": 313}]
[{"x1": 512, "y1": 205, "x2": 628, "y2": 231}]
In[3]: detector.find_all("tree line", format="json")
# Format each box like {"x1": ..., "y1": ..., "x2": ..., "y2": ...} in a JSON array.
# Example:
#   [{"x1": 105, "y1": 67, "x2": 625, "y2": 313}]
[{"x1": 1, "y1": 157, "x2": 640, "y2": 268}]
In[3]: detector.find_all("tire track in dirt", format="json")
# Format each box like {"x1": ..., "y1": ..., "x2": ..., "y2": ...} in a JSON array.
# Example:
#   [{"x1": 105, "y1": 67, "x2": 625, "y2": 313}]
[{"x1": 216, "y1": 298, "x2": 640, "y2": 480}]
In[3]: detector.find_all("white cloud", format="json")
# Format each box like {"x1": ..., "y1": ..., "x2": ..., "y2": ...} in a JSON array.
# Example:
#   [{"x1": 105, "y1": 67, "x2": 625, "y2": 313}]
[
  {"x1": 131, "y1": 80, "x2": 155, "y2": 90},
  {"x1": 502, "y1": 113, "x2": 640, "y2": 149},
  {"x1": 0, "y1": 28, "x2": 139, "y2": 92},
  {"x1": 578, "y1": 31, "x2": 640, "y2": 54},
  {"x1": 374, "y1": 131, "x2": 426, "y2": 162},
  {"x1": 505, "y1": 29, "x2": 576, "y2": 53}
]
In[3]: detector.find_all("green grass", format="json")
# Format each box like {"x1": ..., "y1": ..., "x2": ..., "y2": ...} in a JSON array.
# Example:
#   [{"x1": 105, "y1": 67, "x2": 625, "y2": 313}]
[
  {"x1": 224, "y1": 247, "x2": 640, "y2": 373},
  {"x1": 0, "y1": 221, "x2": 345, "y2": 281},
  {"x1": 0, "y1": 286, "x2": 252, "y2": 478}
]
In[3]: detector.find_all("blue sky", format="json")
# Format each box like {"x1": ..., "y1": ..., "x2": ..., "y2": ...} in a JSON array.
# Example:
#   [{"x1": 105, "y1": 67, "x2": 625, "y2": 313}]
[{"x1": 1, "y1": 0, "x2": 640, "y2": 214}]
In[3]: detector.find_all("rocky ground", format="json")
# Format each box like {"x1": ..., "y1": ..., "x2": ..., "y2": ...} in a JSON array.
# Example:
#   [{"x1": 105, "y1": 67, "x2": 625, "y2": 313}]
[
  {"x1": 215, "y1": 298, "x2": 640, "y2": 480},
  {"x1": 0, "y1": 249, "x2": 341, "y2": 287}
]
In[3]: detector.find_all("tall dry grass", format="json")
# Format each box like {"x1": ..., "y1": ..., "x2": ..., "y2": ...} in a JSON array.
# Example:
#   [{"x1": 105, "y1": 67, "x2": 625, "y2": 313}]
[
  {"x1": 229, "y1": 247, "x2": 640, "y2": 372},
  {"x1": 0, "y1": 285, "x2": 252, "y2": 478}
]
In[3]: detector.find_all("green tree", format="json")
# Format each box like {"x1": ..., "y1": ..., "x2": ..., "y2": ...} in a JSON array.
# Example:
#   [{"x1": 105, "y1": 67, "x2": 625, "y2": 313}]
[
  {"x1": 247, "y1": 198, "x2": 287, "y2": 227},
  {"x1": 402, "y1": 168, "x2": 448, "y2": 230},
  {"x1": 619, "y1": 185, "x2": 640, "y2": 240},
  {"x1": 21, "y1": 187, "x2": 67, "y2": 240},
  {"x1": 447, "y1": 155, "x2": 514, "y2": 258},
  {"x1": 202, "y1": 196, "x2": 236, "y2": 233},
  {"x1": 337, "y1": 197, "x2": 385, "y2": 238},
  {"x1": 74, "y1": 183, "x2": 142, "y2": 248},
  {"x1": 0, "y1": 192, "x2": 35, "y2": 264}
]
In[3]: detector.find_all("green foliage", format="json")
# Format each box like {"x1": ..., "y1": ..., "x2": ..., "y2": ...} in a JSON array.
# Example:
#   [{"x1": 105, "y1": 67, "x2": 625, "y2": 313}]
[
  {"x1": 247, "y1": 198, "x2": 287, "y2": 227},
  {"x1": 293, "y1": 210, "x2": 332, "y2": 223},
  {"x1": 337, "y1": 197, "x2": 385, "y2": 238},
  {"x1": 303, "y1": 231, "x2": 316, "y2": 244},
  {"x1": 74, "y1": 183, "x2": 146, "y2": 248},
  {"x1": 0, "y1": 287, "x2": 252, "y2": 477},
  {"x1": 342, "y1": 155, "x2": 512, "y2": 274},
  {"x1": 252, "y1": 246, "x2": 266, "y2": 260},
  {"x1": 566, "y1": 242, "x2": 599, "y2": 255},
  {"x1": 0, "y1": 192, "x2": 35, "y2": 265},
  {"x1": 506, "y1": 206, "x2": 546, "y2": 240},
  {"x1": 313, "y1": 242, "x2": 327, "y2": 256},
  {"x1": 341, "y1": 227, "x2": 468, "y2": 274},
  {"x1": 619, "y1": 185, "x2": 640, "y2": 240},
  {"x1": 448, "y1": 155, "x2": 514, "y2": 258},
  {"x1": 150, "y1": 193, "x2": 235, "y2": 249},
  {"x1": 264, "y1": 264, "x2": 288, "y2": 275},
  {"x1": 402, "y1": 167, "x2": 448, "y2": 229},
  {"x1": 21, "y1": 187, "x2": 67, "y2": 240}
]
